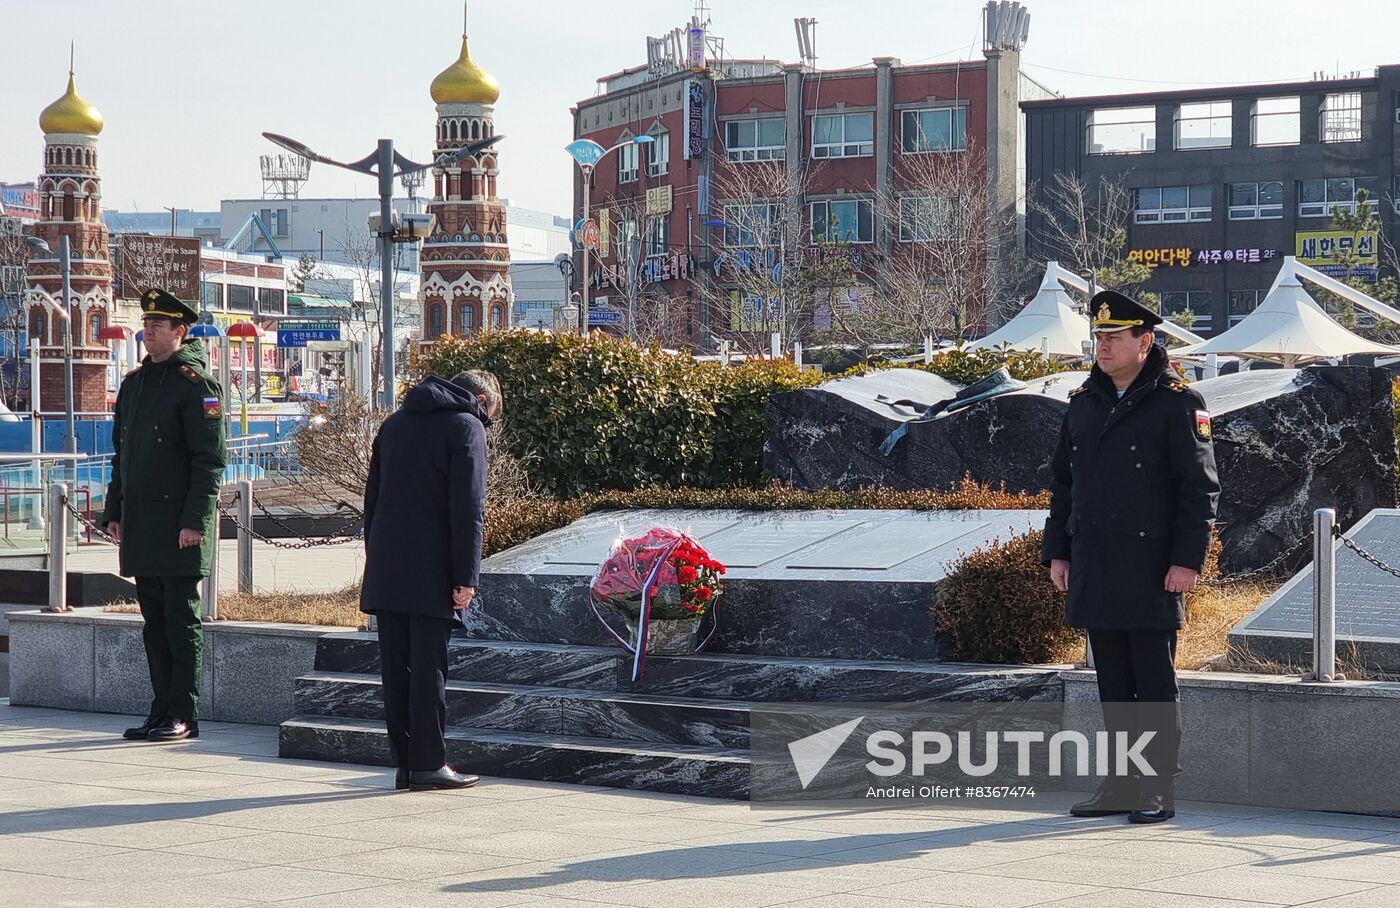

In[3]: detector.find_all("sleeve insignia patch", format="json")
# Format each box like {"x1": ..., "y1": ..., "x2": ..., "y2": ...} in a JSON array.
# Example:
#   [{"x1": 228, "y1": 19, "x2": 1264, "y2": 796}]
[
  {"x1": 1195, "y1": 409, "x2": 1212, "y2": 439},
  {"x1": 202, "y1": 396, "x2": 222, "y2": 420}
]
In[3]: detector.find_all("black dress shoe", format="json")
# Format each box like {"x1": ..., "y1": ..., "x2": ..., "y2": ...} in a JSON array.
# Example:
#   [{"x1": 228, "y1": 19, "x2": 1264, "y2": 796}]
[
  {"x1": 123, "y1": 715, "x2": 162, "y2": 741},
  {"x1": 395, "y1": 768, "x2": 409, "y2": 790},
  {"x1": 1069, "y1": 783, "x2": 1134, "y2": 817},
  {"x1": 147, "y1": 718, "x2": 198, "y2": 742},
  {"x1": 1129, "y1": 793, "x2": 1176, "y2": 824},
  {"x1": 408, "y1": 766, "x2": 480, "y2": 791}
]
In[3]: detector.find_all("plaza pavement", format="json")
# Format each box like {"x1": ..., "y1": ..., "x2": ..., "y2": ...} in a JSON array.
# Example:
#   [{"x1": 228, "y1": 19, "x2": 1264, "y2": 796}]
[{"x1": 5, "y1": 703, "x2": 1400, "y2": 906}]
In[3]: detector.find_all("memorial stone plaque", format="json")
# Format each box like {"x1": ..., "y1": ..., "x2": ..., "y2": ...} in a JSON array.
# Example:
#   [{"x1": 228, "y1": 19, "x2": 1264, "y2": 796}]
[
  {"x1": 787, "y1": 520, "x2": 986, "y2": 571},
  {"x1": 700, "y1": 517, "x2": 863, "y2": 568},
  {"x1": 544, "y1": 516, "x2": 740, "y2": 565},
  {"x1": 1230, "y1": 510, "x2": 1400, "y2": 670}
]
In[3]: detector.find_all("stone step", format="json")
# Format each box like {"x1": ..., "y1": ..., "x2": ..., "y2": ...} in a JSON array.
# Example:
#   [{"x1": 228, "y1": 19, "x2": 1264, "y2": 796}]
[
  {"x1": 312, "y1": 634, "x2": 1062, "y2": 703},
  {"x1": 278, "y1": 714, "x2": 750, "y2": 799},
  {"x1": 294, "y1": 671, "x2": 751, "y2": 748}
]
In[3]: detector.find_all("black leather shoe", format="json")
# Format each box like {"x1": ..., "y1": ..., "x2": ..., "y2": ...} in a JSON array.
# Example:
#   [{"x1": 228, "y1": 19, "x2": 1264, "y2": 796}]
[
  {"x1": 1069, "y1": 784, "x2": 1134, "y2": 817},
  {"x1": 1129, "y1": 793, "x2": 1176, "y2": 824},
  {"x1": 147, "y1": 718, "x2": 198, "y2": 742},
  {"x1": 408, "y1": 766, "x2": 480, "y2": 791},
  {"x1": 395, "y1": 768, "x2": 409, "y2": 790},
  {"x1": 123, "y1": 715, "x2": 162, "y2": 741}
]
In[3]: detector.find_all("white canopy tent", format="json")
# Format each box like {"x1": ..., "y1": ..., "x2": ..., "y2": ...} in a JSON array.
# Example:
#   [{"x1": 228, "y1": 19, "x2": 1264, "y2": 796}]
[
  {"x1": 968, "y1": 262, "x2": 1091, "y2": 357},
  {"x1": 971, "y1": 262, "x2": 1206, "y2": 356},
  {"x1": 1174, "y1": 257, "x2": 1400, "y2": 365}
]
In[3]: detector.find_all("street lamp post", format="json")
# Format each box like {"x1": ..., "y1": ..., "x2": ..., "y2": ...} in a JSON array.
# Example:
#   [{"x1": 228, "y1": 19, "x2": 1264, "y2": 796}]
[
  {"x1": 314, "y1": 228, "x2": 325, "y2": 262},
  {"x1": 262, "y1": 131, "x2": 501, "y2": 409},
  {"x1": 565, "y1": 135, "x2": 653, "y2": 337}
]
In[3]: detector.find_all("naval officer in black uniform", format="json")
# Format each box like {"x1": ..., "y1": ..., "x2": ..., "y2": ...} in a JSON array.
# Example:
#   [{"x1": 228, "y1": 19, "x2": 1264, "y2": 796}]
[{"x1": 1042, "y1": 290, "x2": 1220, "y2": 823}]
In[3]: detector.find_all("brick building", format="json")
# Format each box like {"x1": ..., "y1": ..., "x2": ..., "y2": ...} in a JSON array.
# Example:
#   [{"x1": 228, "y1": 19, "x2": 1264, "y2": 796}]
[{"x1": 570, "y1": 6, "x2": 1050, "y2": 347}]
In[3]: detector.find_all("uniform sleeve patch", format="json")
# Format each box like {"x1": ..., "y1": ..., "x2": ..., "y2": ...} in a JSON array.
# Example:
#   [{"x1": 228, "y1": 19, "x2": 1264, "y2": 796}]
[
  {"x1": 203, "y1": 396, "x2": 222, "y2": 420},
  {"x1": 1195, "y1": 409, "x2": 1212, "y2": 439},
  {"x1": 178, "y1": 364, "x2": 202, "y2": 383}
]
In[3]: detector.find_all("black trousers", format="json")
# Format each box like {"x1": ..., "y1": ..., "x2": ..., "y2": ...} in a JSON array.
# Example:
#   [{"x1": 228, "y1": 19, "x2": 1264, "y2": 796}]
[
  {"x1": 376, "y1": 611, "x2": 453, "y2": 772},
  {"x1": 1088, "y1": 628, "x2": 1182, "y2": 796},
  {"x1": 135, "y1": 576, "x2": 204, "y2": 722}
]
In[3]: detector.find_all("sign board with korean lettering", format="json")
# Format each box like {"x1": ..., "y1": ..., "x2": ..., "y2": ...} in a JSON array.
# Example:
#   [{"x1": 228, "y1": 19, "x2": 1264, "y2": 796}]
[
  {"x1": 117, "y1": 236, "x2": 201, "y2": 302},
  {"x1": 684, "y1": 80, "x2": 706, "y2": 160},
  {"x1": 587, "y1": 307, "x2": 623, "y2": 326},
  {"x1": 276, "y1": 321, "x2": 342, "y2": 347},
  {"x1": 646, "y1": 185, "x2": 674, "y2": 216},
  {"x1": 1296, "y1": 230, "x2": 1379, "y2": 280},
  {"x1": 598, "y1": 208, "x2": 610, "y2": 256},
  {"x1": 1127, "y1": 247, "x2": 1279, "y2": 268}
]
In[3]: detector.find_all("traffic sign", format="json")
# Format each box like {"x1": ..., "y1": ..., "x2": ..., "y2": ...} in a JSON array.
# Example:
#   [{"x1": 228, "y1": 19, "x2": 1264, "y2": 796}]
[
  {"x1": 277, "y1": 321, "x2": 342, "y2": 347},
  {"x1": 587, "y1": 307, "x2": 623, "y2": 326}
]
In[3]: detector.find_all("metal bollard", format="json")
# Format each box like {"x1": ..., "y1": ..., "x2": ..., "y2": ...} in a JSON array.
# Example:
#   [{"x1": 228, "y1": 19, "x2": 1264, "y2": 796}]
[
  {"x1": 47, "y1": 483, "x2": 68, "y2": 612},
  {"x1": 1309, "y1": 508, "x2": 1339, "y2": 682},
  {"x1": 202, "y1": 510, "x2": 220, "y2": 621},
  {"x1": 237, "y1": 479, "x2": 253, "y2": 594}
]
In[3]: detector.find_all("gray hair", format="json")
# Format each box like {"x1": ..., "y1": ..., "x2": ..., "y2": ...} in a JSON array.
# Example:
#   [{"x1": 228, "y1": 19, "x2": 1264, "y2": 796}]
[{"x1": 450, "y1": 369, "x2": 503, "y2": 418}]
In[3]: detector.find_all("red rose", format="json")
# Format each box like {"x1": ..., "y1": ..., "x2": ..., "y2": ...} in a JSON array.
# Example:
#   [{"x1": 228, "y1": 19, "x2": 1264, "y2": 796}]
[
  {"x1": 678, "y1": 565, "x2": 697, "y2": 583},
  {"x1": 696, "y1": 587, "x2": 712, "y2": 601}
]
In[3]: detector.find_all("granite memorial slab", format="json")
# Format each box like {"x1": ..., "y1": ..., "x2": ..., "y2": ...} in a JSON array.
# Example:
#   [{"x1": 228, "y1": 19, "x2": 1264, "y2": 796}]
[
  {"x1": 468, "y1": 508, "x2": 1046, "y2": 661},
  {"x1": 764, "y1": 365, "x2": 1396, "y2": 573},
  {"x1": 1229, "y1": 509, "x2": 1400, "y2": 672}
]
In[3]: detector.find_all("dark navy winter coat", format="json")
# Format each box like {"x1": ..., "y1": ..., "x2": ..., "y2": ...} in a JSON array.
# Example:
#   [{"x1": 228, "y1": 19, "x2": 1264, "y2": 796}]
[
  {"x1": 1042, "y1": 344, "x2": 1220, "y2": 630},
  {"x1": 359, "y1": 376, "x2": 488, "y2": 621}
]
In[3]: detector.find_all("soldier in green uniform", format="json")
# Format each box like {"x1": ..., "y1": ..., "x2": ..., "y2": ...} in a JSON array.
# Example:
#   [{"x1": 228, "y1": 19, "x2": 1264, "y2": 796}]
[{"x1": 102, "y1": 288, "x2": 227, "y2": 743}]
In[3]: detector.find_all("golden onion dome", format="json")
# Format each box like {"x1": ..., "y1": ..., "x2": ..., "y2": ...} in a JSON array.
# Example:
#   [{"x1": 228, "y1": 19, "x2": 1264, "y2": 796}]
[
  {"x1": 430, "y1": 35, "x2": 500, "y2": 105},
  {"x1": 39, "y1": 71, "x2": 104, "y2": 136}
]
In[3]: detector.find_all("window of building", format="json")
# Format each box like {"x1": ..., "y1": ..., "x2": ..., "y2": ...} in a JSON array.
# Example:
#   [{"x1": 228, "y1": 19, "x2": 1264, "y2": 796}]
[
  {"x1": 646, "y1": 132, "x2": 670, "y2": 177},
  {"x1": 429, "y1": 304, "x2": 444, "y2": 338},
  {"x1": 1135, "y1": 185, "x2": 1212, "y2": 223},
  {"x1": 201, "y1": 281, "x2": 223, "y2": 311},
  {"x1": 1229, "y1": 289, "x2": 1264, "y2": 325},
  {"x1": 1298, "y1": 177, "x2": 1359, "y2": 217},
  {"x1": 812, "y1": 113, "x2": 873, "y2": 158},
  {"x1": 811, "y1": 198, "x2": 874, "y2": 244},
  {"x1": 1087, "y1": 106, "x2": 1156, "y2": 154},
  {"x1": 490, "y1": 307, "x2": 503, "y2": 328},
  {"x1": 722, "y1": 201, "x2": 779, "y2": 248},
  {"x1": 617, "y1": 219, "x2": 638, "y2": 257},
  {"x1": 1161, "y1": 290, "x2": 1212, "y2": 331},
  {"x1": 258, "y1": 287, "x2": 286, "y2": 315},
  {"x1": 1251, "y1": 97, "x2": 1300, "y2": 146},
  {"x1": 618, "y1": 142, "x2": 638, "y2": 183},
  {"x1": 29, "y1": 309, "x2": 46, "y2": 346},
  {"x1": 258, "y1": 208, "x2": 289, "y2": 237},
  {"x1": 1227, "y1": 181, "x2": 1283, "y2": 220},
  {"x1": 901, "y1": 107, "x2": 967, "y2": 153},
  {"x1": 459, "y1": 304, "x2": 475, "y2": 332},
  {"x1": 645, "y1": 216, "x2": 670, "y2": 257},
  {"x1": 1174, "y1": 101, "x2": 1232, "y2": 150},
  {"x1": 88, "y1": 312, "x2": 102, "y2": 344},
  {"x1": 226, "y1": 284, "x2": 255, "y2": 312},
  {"x1": 1394, "y1": 176, "x2": 1400, "y2": 215},
  {"x1": 1320, "y1": 91, "x2": 1362, "y2": 143},
  {"x1": 725, "y1": 119, "x2": 785, "y2": 162},
  {"x1": 898, "y1": 195, "x2": 961, "y2": 241}
]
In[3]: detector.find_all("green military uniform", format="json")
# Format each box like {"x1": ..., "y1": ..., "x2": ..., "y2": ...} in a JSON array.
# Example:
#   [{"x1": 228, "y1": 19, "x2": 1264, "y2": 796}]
[{"x1": 101, "y1": 289, "x2": 226, "y2": 729}]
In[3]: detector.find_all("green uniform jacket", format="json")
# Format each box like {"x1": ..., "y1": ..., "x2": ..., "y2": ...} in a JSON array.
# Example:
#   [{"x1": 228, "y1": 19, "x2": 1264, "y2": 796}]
[{"x1": 101, "y1": 340, "x2": 227, "y2": 578}]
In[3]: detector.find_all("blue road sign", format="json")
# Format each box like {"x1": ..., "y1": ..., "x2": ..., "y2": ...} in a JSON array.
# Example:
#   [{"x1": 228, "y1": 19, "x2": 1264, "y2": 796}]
[
  {"x1": 587, "y1": 307, "x2": 623, "y2": 326},
  {"x1": 277, "y1": 321, "x2": 342, "y2": 347}
]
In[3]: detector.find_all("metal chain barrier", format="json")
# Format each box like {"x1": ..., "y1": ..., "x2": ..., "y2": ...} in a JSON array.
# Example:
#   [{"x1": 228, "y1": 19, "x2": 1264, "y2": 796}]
[
  {"x1": 219, "y1": 489, "x2": 363, "y2": 550},
  {"x1": 252, "y1": 493, "x2": 362, "y2": 541},
  {"x1": 62, "y1": 495, "x2": 118, "y2": 545},
  {"x1": 1197, "y1": 538, "x2": 1309, "y2": 588},
  {"x1": 1334, "y1": 525, "x2": 1400, "y2": 580}
]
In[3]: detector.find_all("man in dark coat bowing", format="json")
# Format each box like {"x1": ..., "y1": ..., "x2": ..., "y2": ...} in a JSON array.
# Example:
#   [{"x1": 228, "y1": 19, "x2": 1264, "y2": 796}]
[
  {"x1": 361, "y1": 369, "x2": 501, "y2": 791},
  {"x1": 1043, "y1": 290, "x2": 1219, "y2": 824}
]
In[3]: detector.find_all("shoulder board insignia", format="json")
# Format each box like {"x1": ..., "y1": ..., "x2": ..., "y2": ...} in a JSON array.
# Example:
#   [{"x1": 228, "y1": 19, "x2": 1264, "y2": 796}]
[
  {"x1": 1165, "y1": 380, "x2": 1189, "y2": 392},
  {"x1": 1068, "y1": 386, "x2": 1088, "y2": 397},
  {"x1": 178, "y1": 364, "x2": 204, "y2": 384}
]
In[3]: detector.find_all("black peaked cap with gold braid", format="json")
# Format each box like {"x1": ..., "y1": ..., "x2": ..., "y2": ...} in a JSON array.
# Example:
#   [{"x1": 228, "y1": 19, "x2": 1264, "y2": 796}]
[
  {"x1": 140, "y1": 287, "x2": 199, "y2": 326},
  {"x1": 1090, "y1": 289, "x2": 1163, "y2": 335}
]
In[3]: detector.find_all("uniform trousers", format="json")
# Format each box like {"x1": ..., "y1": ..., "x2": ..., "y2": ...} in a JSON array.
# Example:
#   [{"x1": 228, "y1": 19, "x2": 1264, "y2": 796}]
[
  {"x1": 135, "y1": 576, "x2": 204, "y2": 722},
  {"x1": 375, "y1": 611, "x2": 454, "y2": 772},
  {"x1": 1088, "y1": 628, "x2": 1182, "y2": 797}
]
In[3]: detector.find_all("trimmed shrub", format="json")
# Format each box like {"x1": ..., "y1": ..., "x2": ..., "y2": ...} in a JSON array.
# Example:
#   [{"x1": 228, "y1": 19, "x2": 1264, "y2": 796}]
[
  {"x1": 416, "y1": 331, "x2": 821, "y2": 497},
  {"x1": 934, "y1": 529, "x2": 1079, "y2": 665},
  {"x1": 842, "y1": 346, "x2": 1074, "y2": 384}
]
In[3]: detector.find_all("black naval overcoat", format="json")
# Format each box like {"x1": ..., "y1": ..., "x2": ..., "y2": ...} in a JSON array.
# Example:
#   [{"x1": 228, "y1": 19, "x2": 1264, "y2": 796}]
[{"x1": 1041, "y1": 344, "x2": 1220, "y2": 630}]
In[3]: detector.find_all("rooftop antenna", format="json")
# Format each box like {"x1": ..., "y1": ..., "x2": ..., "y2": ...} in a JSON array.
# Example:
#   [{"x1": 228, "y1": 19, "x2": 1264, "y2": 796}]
[
  {"x1": 983, "y1": 1, "x2": 1031, "y2": 53},
  {"x1": 260, "y1": 153, "x2": 310, "y2": 199},
  {"x1": 795, "y1": 17, "x2": 818, "y2": 70}
]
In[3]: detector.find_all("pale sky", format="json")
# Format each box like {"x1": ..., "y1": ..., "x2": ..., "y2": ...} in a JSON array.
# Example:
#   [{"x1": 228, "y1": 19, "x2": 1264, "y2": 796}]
[{"x1": 3, "y1": 0, "x2": 1398, "y2": 218}]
